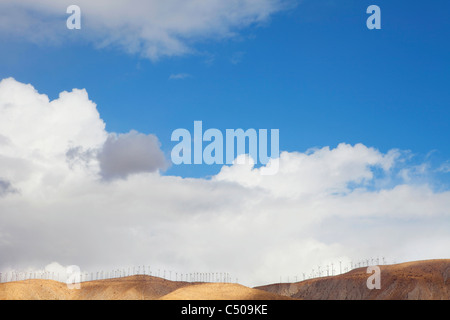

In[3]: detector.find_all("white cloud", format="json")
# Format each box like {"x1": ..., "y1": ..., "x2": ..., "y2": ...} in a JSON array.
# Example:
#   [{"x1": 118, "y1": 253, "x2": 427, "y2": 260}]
[
  {"x1": 169, "y1": 73, "x2": 191, "y2": 80},
  {"x1": 0, "y1": 77, "x2": 167, "y2": 189},
  {"x1": 0, "y1": 0, "x2": 292, "y2": 60},
  {"x1": 0, "y1": 179, "x2": 16, "y2": 197},
  {"x1": 0, "y1": 78, "x2": 107, "y2": 195},
  {"x1": 438, "y1": 161, "x2": 450, "y2": 173},
  {"x1": 98, "y1": 131, "x2": 168, "y2": 180},
  {"x1": 0, "y1": 78, "x2": 449, "y2": 287},
  {"x1": 215, "y1": 144, "x2": 401, "y2": 198}
]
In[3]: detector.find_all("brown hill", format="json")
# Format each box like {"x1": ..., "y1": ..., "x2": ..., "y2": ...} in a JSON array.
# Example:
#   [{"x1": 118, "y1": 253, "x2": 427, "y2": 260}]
[
  {"x1": 0, "y1": 275, "x2": 290, "y2": 300},
  {"x1": 159, "y1": 283, "x2": 293, "y2": 300},
  {"x1": 255, "y1": 259, "x2": 450, "y2": 300},
  {"x1": 0, "y1": 279, "x2": 71, "y2": 300},
  {"x1": 2, "y1": 259, "x2": 449, "y2": 300},
  {"x1": 72, "y1": 275, "x2": 192, "y2": 300},
  {"x1": 0, "y1": 275, "x2": 192, "y2": 300}
]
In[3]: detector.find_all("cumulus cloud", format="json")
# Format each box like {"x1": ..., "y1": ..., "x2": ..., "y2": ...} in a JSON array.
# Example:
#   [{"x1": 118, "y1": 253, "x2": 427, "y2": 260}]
[
  {"x1": 0, "y1": 77, "x2": 107, "y2": 195},
  {"x1": 0, "y1": 77, "x2": 167, "y2": 186},
  {"x1": 438, "y1": 161, "x2": 450, "y2": 173},
  {"x1": 98, "y1": 131, "x2": 168, "y2": 180},
  {"x1": 169, "y1": 73, "x2": 191, "y2": 80},
  {"x1": 0, "y1": 179, "x2": 16, "y2": 196},
  {"x1": 215, "y1": 144, "x2": 401, "y2": 197},
  {"x1": 0, "y1": 78, "x2": 449, "y2": 287},
  {"x1": 0, "y1": 0, "x2": 292, "y2": 60}
]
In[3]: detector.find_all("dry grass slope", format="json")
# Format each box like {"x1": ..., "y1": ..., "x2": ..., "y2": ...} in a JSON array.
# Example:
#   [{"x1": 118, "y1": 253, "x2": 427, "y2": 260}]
[
  {"x1": 72, "y1": 275, "x2": 192, "y2": 300},
  {"x1": 0, "y1": 275, "x2": 192, "y2": 300},
  {"x1": 1, "y1": 259, "x2": 448, "y2": 300},
  {"x1": 159, "y1": 283, "x2": 293, "y2": 300},
  {"x1": 0, "y1": 275, "x2": 290, "y2": 300},
  {"x1": 0, "y1": 279, "x2": 71, "y2": 300},
  {"x1": 255, "y1": 259, "x2": 450, "y2": 300}
]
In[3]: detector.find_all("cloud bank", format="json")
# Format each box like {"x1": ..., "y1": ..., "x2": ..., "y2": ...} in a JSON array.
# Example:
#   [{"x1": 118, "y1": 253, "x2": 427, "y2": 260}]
[
  {"x1": 0, "y1": 78, "x2": 449, "y2": 286},
  {"x1": 0, "y1": 0, "x2": 292, "y2": 60},
  {"x1": 98, "y1": 131, "x2": 168, "y2": 180}
]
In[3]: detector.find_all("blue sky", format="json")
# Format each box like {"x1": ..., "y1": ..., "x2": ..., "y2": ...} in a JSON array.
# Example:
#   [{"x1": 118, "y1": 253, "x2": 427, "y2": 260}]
[
  {"x1": 1, "y1": 0, "x2": 449, "y2": 179},
  {"x1": 0, "y1": 0, "x2": 449, "y2": 285}
]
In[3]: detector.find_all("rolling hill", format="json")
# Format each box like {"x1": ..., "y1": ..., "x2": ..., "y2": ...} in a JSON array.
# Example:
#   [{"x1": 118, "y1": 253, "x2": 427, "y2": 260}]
[
  {"x1": 1, "y1": 259, "x2": 449, "y2": 300},
  {"x1": 255, "y1": 259, "x2": 450, "y2": 300}
]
